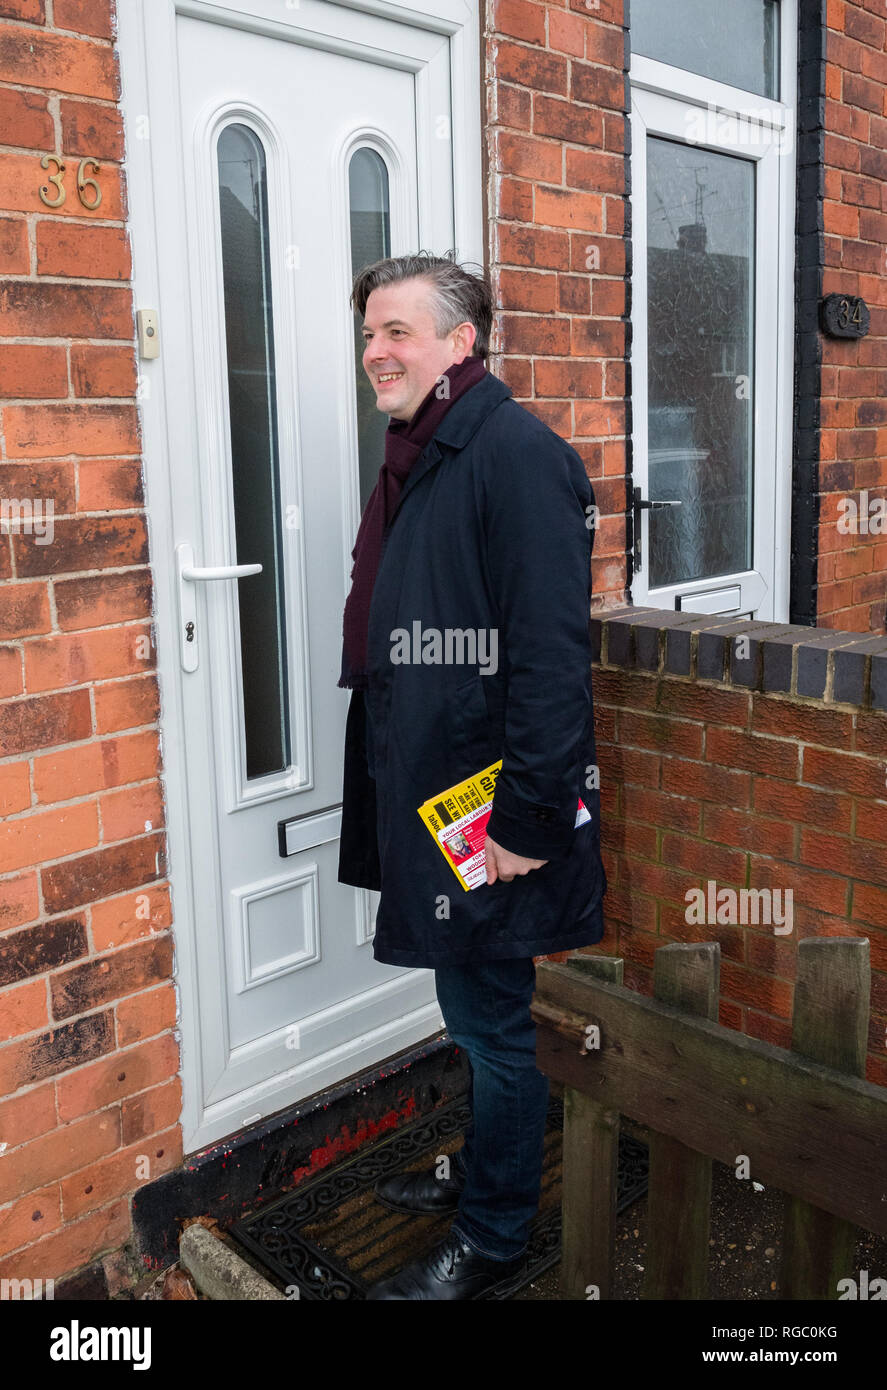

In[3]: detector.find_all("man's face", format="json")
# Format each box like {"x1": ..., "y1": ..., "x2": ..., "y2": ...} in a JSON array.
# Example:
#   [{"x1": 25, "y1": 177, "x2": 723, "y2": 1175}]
[{"x1": 361, "y1": 277, "x2": 476, "y2": 422}]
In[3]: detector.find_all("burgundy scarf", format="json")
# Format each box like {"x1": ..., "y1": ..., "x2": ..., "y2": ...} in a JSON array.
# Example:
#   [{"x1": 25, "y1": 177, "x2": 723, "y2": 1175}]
[{"x1": 338, "y1": 354, "x2": 487, "y2": 689}]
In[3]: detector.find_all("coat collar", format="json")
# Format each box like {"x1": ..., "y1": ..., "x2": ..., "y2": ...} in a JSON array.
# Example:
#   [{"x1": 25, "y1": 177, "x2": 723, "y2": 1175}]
[{"x1": 386, "y1": 370, "x2": 513, "y2": 527}]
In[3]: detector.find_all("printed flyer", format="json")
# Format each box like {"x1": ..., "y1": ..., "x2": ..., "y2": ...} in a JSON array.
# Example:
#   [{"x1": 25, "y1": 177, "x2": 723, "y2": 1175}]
[{"x1": 417, "y1": 759, "x2": 591, "y2": 891}]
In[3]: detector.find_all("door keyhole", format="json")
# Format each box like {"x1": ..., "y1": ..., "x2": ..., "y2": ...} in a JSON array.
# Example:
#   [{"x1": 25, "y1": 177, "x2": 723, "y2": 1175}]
[{"x1": 185, "y1": 621, "x2": 195, "y2": 643}]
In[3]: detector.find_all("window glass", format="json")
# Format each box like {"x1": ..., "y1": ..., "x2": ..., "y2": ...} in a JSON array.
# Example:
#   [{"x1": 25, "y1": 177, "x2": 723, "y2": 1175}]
[
  {"x1": 217, "y1": 123, "x2": 290, "y2": 778},
  {"x1": 348, "y1": 147, "x2": 391, "y2": 511},
  {"x1": 632, "y1": 0, "x2": 779, "y2": 99}
]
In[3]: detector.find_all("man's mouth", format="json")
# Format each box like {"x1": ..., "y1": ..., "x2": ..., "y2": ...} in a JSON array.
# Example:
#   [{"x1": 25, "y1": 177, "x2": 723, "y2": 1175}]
[{"x1": 376, "y1": 372, "x2": 404, "y2": 387}]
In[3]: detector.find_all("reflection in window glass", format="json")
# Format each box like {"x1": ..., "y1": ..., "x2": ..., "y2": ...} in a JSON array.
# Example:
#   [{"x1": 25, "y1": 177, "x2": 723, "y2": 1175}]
[
  {"x1": 632, "y1": 0, "x2": 779, "y2": 99},
  {"x1": 217, "y1": 123, "x2": 290, "y2": 778},
  {"x1": 349, "y1": 148, "x2": 391, "y2": 511},
  {"x1": 646, "y1": 136, "x2": 755, "y2": 589}
]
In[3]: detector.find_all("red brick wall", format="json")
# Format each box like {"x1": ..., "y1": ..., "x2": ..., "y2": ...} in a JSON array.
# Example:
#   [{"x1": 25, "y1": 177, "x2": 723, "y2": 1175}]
[
  {"x1": 484, "y1": 0, "x2": 631, "y2": 608},
  {"x1": 588, "y1": 610, "x2": 887, "y2": 1090},
  {"x1": 0, "y1": 0, "x2": 180, "y2": 1286},
  {"x1": 819, "y1": 0, "x2": 887, "y2": 632}
]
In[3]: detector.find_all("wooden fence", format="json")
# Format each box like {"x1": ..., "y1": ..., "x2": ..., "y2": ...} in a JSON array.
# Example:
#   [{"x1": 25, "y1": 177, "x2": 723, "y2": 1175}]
[{"x1": 530, "y1": 938, "x2": 887, "y2": 1300}]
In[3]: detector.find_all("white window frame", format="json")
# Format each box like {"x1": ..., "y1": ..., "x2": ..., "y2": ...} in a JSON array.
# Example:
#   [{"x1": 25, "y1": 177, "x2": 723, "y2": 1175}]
[{"x1": 629, "y1": 0, "x2": 797, "y2": 621}]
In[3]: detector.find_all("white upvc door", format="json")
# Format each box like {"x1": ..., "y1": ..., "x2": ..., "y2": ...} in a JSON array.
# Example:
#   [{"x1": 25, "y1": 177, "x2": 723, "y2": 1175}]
[
  {"x1": 629, "y1": 30, "x2": 797, "y2": 621},
  {"x1": 118, "y1": 0, "x2": 482, "y2": 1152}
]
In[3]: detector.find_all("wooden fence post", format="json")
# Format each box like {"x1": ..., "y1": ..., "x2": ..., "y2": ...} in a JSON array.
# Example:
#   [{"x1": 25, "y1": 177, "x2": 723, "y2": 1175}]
[
  {"x1": 780, "y1": 937, "x2": 870, "y2": 1300},
  {"x1": 559, "y1": 953, "x2": 623, "y2": 1301},
  {"x1": 641, "y1": 942, "x2": 720, "y2": 1300}
]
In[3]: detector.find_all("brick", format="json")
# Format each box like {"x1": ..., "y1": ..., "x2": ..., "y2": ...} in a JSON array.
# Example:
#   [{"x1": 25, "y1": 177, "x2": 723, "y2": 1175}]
[
  {"x1": 0, "y1": 760, "x2": 30, "y2": 816},
  {"x1": 0, "y1": 283, "x2": 132, "y2": 338},
  {"x1": 656, "y1": 681, "x2": 749, "y2": 728},
  {"x1": 620, "y1": 784, "x2": 700, "y2": 834},
  {"x1": 0, "y1": 580, "x2": 52, "y2": 639},
  {"x1": 0, "y1": 873, "x2": 40, "y2": 932},
  {"x1": 495, "y1": 221, "x2": 570, "y2": 270},
  {"x1": 548, "y1": 9, "x2": 585, "y2": 57},
  {"x1": 0, "y1": 916, "x2": 87, "y2": 989},
  {"x1": 4, "y1": 403, "x2": 139, "y2": 461},
  {"x1": 557, "y1": 272, "x2": 591, "y2": 312},
  {"x1": 746, "y1": 855, "x2": 849, "y2": 917},
  {"x1": 42, "y1": 832, "x2": 167, "y2": 916},
  {"x1": 0, "y1": 216, "x2": 29, "y2": 273},
  {"x1": 533, "y1": 357, "x2": 602, "y2": 398},
  {"x1": 661, "y1": 833, "x2": 747, "y2": 886},
  {"x1": 51, "y1": 935, "x2": 173, "y2": 1022},
  {"x1": 36, "y1": 222, "x2": 131, "y2": 280},
  {"x1": 492, "y1": 0, "x2": 546, "y2": 44},
  {"x1": 53, "y1": 570, "x2": 152, "y2": 634},
  {"x1": 802, "y1": 746, "x2": 885, "y2": 798},
  {"x1": 534, "y1": 185, "x2": 603, "y2": 231},
  {"x1": 752, "y1": 776, "x2": 852, "y2": 833},
  {"x1": 0, "y1": 86, "x2": 53, "y2": 150},
  {"x1": 497, "y1": 265, "x2": 558, "y2": 311},
  {"x1": 852, "y1": 881, "x2": 887, "y2": 929},
  {"x1": 115, "y1": 982, "x2": 177, "y2": 1048},
  {"x1": 494, "y1": 82, "x2": 531, "y2": 131},
  {"x1": 0, "y1": 802, "x2": 98, "y2": 876},
  {"x1": 0, "y1": 1080, "x2": 56, "y2": 1150},
  {"x1": 702, "y1": 805, "x2": 795, "y2": 859},
  {"x1": 57, "y1": 1034, "x2": 180, "y2": 1124},
  {"x1": 0, "y1": 1009, "x2": 114, "y2": 1095},
  {"x1": 849, "y1": 839, "x2": 887, "y2": 889},
  {"x1": 0, "y1": 978, "x2": 49, "y2": 1043},
  {"x1": 496, "y1": 41, "x2": 568, "y2": 95},
  {"x1": 93, "y1": 674, "x2": 159, "y2": 735},
  {"x1": 24, "y1": 623, "x2": 154, "y2": 693},
  {"x1": 91, "y1": 882, "x2": 172, "y2": 952},
  {"x1": 0, "y1": 1184, "x2": 62, "y2": 1257},
  {"x1": 0, "y1": 150, "x2": 123, "y2": 220},
  {"x1": 498, "y1": 312, "x2": 570, "y2": 354},
  {"x1": 54, "y1": 0, "x2": 115, "y2": 40},
  {"x1": 0, "y1": 0, "x2": 44, "y2": 22},
  {"x1": 565, "y1": 147, "x2": 625, "y2": 193},
  {"x1": 570, "y1": 316, "x2": 625, "y2": 355},
  {"x1": 75, "y1": 458, "x2": 144, "y2": 512},
  {"x1": 61, "y1": 1124, "x2": 182, "y2": 1222},
  {"x1": 59, "y1": 96, "x2": 124, "y2": 161},
  {"x1": 570, "y1": 61, "x2": 626, "y2": 112},
  {"x1": 750, "y1": 696, "x2": 853, "y2": 746},
  {"x1": 14, "y1": 516, "x2": 148, "y2": 579},
  {"x1": 533, "y1": 93, "x2": 604, "y2": 147},
  {"x1": 0, "y1": 644, "x2": 23, "y2": 698},
  {"x1": 0, "y1": 24, "x2": 118, "y2": 99},
  {"x1": 495, "y1": 131, "x2": 562, "y2": 185},
  {"x1": 121, "y1": 1077, "x2": 183, "y2": 1147},
  {"x1": 0, "y1": 1197, "x2": 130, "y2": 1284},
  {"x1": 33, "y1": 730, "x2": 160, "y2": 804},
  {"x1": 661, "y1": 757, "x2": 751, "y2": 808},
  {"x1": 618, "y1": 708, "x2": 702, "y2": 759},
  {"x1": 0, "y1": 689, "x2": 92, "y2": 757},
  {"x1": 0, "y1": 344, "x2": 68, "y2": 399},
  {"x1": 706, "y1": 727, "x2": 799, "y2": 780},
  {"x1": 719, "y1": 961, "x2": 793, "y2": 1019},
  {"x1": 100, "y1": 781, "x2": 164, "y2": 844}
]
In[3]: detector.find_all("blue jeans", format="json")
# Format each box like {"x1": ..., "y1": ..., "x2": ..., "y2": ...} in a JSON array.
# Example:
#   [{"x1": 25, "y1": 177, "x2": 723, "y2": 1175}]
[{"x1": 433, "y1": 957, "x2": 550, "y2": 1261}]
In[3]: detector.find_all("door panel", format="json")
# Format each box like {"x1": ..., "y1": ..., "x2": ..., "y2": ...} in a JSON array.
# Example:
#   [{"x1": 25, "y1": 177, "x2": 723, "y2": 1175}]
[{"x1": 169, "y1": 7, "x2": 451, "y2": 1127}]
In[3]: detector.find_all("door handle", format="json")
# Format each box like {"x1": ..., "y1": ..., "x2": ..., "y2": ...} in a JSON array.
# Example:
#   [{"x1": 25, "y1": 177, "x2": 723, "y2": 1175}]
[
  {"x1": 180, "y1": 561, "x2": 263, "y2": 581},
  {"x1": 632, "y1": 487, "x2": 682, "y2": 569},
  {"x1": 176, "y1": 542, "x2": 263, "y2": 672}
]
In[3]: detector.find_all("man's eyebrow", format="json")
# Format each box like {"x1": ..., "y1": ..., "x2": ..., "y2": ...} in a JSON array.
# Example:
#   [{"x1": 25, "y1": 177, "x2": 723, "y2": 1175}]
[{"x1": 362, "y1": 319, "x2": 411, "y2": 333}]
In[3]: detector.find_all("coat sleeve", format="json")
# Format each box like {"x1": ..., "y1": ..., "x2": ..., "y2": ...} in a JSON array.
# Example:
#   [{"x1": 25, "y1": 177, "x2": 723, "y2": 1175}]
[{"x1": 483, "y1": 414, "x2": 596, "y2": 859}]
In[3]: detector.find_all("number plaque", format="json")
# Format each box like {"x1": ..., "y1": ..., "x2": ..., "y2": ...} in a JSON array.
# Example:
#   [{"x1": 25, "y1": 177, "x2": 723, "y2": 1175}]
[{"x1": 820, "y1": 294, "x2": 870, "y2": 340}]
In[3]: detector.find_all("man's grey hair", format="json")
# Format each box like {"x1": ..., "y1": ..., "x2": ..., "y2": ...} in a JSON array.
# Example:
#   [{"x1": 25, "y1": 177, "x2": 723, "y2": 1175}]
[{"x1": 350, "y1": 250, "x2": 493, "y2": 360}]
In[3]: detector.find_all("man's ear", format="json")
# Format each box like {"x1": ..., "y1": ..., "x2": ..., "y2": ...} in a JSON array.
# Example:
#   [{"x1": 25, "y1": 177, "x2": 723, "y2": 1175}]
[{"x1": 452, "y1": 320, "x2": 477, "y2": 360}]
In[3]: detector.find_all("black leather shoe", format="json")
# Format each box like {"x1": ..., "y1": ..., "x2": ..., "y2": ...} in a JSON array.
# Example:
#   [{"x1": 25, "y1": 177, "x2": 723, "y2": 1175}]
[
  {"x1": 365, "y1": 1229, "x2": 526, "y2": 1300},
  {"x1": 373, "y1": 1163, "x2": 465, "y2": 1215}
]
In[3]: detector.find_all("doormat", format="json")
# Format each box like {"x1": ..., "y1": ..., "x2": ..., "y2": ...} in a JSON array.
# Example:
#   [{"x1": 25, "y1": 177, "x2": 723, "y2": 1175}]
[{"x1": 229, "y1": 1096, "x2": 649, "y2": 1299}]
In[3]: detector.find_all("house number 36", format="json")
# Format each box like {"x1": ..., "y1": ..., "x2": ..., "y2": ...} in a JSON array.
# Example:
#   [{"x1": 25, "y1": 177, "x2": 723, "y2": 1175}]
[{"x1": 38, "y1": 155, "x2": 102, "y2": 210}]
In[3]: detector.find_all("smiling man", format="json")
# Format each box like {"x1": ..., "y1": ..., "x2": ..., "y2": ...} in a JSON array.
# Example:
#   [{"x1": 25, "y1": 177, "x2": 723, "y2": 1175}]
[{"x1": 337, "y1": 252, "x2": 607, "y2": 1300}]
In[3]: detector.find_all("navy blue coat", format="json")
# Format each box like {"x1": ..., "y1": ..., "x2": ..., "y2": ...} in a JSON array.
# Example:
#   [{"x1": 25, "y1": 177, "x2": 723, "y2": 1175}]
[{"x1": 337, "y1": 369, "x2": 606, "y2": 968}]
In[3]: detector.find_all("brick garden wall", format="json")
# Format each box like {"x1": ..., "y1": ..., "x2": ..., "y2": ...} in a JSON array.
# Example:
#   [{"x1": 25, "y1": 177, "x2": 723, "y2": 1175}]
[
  {"x1": 0, "y1": 0, "x2": 180, "y2": 1287},
  {"x1": 584, "y1": 607, "x2": 887, "y2": 1090}
]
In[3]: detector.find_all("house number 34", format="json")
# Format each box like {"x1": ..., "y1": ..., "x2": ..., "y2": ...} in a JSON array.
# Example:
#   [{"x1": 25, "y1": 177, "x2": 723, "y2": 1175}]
[{"x1": 38, "y1": 155, "x2": 102, "y2": 210}]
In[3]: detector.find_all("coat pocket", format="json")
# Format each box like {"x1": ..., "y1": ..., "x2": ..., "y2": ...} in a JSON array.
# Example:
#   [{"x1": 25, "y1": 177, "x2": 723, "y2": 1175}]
[{"x1": 450, "y1": 672, "x2": 496, "y2": 767}]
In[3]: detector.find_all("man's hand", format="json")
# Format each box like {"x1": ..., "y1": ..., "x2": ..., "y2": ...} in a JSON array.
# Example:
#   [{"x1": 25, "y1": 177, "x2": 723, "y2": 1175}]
[{"x1": 484, "y1": 835, "x2": 548, "y2": 885}]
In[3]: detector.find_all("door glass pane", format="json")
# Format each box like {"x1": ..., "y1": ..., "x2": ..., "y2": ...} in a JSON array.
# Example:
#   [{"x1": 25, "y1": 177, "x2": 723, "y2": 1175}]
[
  {"x1": 632, "y1": 0, "x2": 779, "y2": 99},
  {"x1": 217, "y1": 122, "x2": 290, "y2": 779},
  {"x1": 646, "y1": 136, "x2": 755, "y2": 589},
  {"x1": 348, "y1": 148, "x2": 391, "y2": 511}
]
